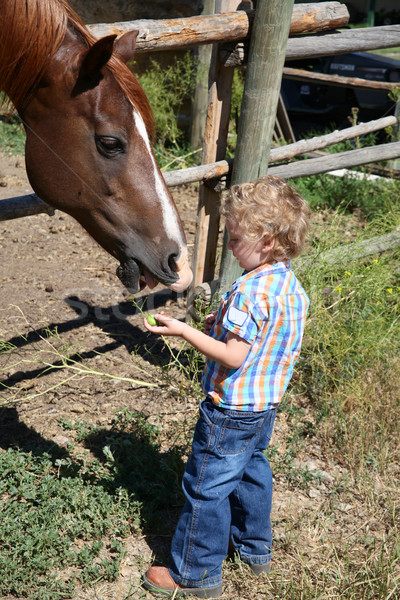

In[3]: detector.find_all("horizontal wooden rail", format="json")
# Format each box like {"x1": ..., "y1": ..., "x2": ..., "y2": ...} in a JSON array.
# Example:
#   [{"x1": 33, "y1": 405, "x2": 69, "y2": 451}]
[
  {"x1": 164, "y1": 115, "x2": 397, "y2": 185},
  {"x1": 0, "y1": 194, "x2": 54, "y2": 220},
  {"x1": 223, "y1": 25, "x2": 400, "y2": 66},
  {"x1": 282, "y1": 67, "x2": 400, "y2": 91},
  {"x1": 285, "y1": 25, "x2": 400, "y2": 60},
  {"x1": 269, "y1": 116, "x2": 397, "y2": 162},
  {"x1": 269, "y1": 141, "x2": 400, "y2": 179},
  {"x1": 88, "y1": 2, "x2": 349, "y2": 51},
  {"x1": 295, "y1": 227, "x2": 400, "y2": 271},
  {"x1": 87, "y1": 9, "x2": 400, "y2": 62},
  {"x1": 164, "y1": 161, "x2": 231, "y2": 187}
]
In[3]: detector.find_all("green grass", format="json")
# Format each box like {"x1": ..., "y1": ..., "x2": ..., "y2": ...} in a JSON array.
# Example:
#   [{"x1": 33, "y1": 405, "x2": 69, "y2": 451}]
[
  {"x1": 0, "y1": 446, "x2": 131, "y2": 599},
  {"x1": 0, "y1": 115, "x2": 25, "y2": 155}
]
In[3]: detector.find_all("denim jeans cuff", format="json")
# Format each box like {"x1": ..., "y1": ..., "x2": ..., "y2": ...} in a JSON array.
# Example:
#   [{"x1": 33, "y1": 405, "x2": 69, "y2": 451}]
[
  {"x1": 239, "y1": 552, "x2": 271, "y2": 565},
  {"x1": 169, "y1": 567, "x2": 223, "y2": 588}
]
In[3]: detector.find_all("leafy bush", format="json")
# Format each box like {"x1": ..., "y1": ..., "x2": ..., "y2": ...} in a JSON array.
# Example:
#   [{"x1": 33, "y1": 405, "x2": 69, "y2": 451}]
[{"x1": 137, "y1": 52, "x2": 197, "y2": 166}]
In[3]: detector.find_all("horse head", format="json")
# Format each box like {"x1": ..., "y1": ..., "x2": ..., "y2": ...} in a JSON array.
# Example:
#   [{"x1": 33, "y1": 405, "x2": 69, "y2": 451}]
[{"x1": 18, "y1": 26, "x2": 192, "y2": 294}]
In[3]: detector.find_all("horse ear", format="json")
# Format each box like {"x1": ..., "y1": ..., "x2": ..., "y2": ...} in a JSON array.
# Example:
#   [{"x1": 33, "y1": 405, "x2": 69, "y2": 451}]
[
  {"x1": 113, "y1": 30, "x2": 139, "y2": 63},
  {"x1": 80, "y1": 34, "x2": 118, "y2": 80}
]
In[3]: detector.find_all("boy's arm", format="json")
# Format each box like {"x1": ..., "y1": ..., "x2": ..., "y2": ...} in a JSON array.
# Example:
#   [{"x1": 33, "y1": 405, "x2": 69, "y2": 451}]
[{"x1": 144, "y1": 312, "x2": 250, "y2": 370}]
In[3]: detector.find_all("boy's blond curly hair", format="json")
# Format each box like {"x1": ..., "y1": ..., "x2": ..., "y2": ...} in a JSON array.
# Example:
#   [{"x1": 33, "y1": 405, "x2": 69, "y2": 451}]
[{"x1": 220, "y1": 175, "x2": 311, "y2": 262}]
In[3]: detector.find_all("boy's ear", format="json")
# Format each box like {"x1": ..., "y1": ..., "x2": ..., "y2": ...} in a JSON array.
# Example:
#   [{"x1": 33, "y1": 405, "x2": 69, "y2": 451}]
[{"x1": 262, "y1": 235, "x2": 275, "y2": 253}]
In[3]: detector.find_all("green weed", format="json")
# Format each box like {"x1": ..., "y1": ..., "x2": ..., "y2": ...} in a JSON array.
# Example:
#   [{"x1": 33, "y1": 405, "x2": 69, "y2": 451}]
[
  {"x1": 0, "y1": 446, "x2": 134, "y2": 598},
  {"x1": 0, "y1": 404, "x2": 189, "y2": 599},
  {"x1": 294, "y1": 206, "x2": 400, "y2": 479}
]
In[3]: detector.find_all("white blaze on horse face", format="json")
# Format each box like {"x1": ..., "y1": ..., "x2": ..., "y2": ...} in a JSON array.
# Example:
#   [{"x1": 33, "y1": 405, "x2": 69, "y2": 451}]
[
  {"x1": 132, "y1": 107, "x2": 192, "y2": 292},
  {"x1": 133, "y1": 109, "x2": 185, "y2": 249}
]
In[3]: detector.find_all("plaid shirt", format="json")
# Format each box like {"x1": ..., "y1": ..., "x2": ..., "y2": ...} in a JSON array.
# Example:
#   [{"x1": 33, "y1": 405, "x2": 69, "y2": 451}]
[{"x1": 201, "y1": 261, "x2": 309, "y2": 411}]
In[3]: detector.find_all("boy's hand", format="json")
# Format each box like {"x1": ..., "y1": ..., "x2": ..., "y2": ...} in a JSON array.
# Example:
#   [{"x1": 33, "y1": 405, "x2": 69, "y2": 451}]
[
  {"x1": 143, "y1": 312, "x2": 185, "y2": 337},
  {"x1": 203, "y1": 312, "x2": 217, "y2": 335}
]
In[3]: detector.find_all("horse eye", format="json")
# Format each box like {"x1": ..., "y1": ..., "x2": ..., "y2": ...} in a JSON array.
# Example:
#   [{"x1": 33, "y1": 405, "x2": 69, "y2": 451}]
[{"x1": 96, "y1": 136, "x2": 124, "y2": 156}]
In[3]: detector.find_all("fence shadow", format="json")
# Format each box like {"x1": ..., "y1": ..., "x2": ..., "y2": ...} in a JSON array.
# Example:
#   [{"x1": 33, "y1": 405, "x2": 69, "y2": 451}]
[
  {"x1": 0, "y1": 289, "x2": 185, "y2": 391},
  {"x1": 80, "y1": 418, "x2": 187, "y2": 563}
]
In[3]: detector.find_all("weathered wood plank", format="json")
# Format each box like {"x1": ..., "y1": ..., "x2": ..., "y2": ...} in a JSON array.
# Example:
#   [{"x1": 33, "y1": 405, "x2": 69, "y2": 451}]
[
  {"x1": 269, "y1": 116, "x2": 397, "y2": 162},
  {"x1": 268, "y1": 141, "x2": 400, "y2": 179},
  {"x1": 189, "y1": 0, "x2": 237, "y2": 290},
  {"x1": 165, "y1": 115, "x2": 396, "y2": 184},
  {"x1": 282, "y1": 66, "x2": 400, "y2": 91},
  {"x1": 164, "y1": 161, "x2": 231, "y2": 187},
  {"x1": 218, "y1": 0, "x2": 296, "y2": 293},
  {"x1": 88, "y1": 8, "x2": 400, "y2": 63},
  {"x1": 288, "y1": 1, "x2": 349, "y2": 34},
  {"x1": 285, "y1": 25, "x2": 400, "y2": 60},
  {"x1": 222, "y1": 25, "x2": 400, "y2": 66},
  {"x1": 0, "y1": 194, "x2": 54, "y2": 221},
  {"x1": 87, "y1": 2, "x2": 349, "y2": 51},
  {"x1": 296, "y1": 228, "x2": 400, "y2": 270},
  {"x1": 190, "y1": 0, "x2": 214, "y2": 151}
]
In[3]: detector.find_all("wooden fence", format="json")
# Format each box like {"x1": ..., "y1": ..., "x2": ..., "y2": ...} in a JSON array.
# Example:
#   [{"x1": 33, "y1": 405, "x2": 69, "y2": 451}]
[{"x1": 1, "y1": 1, "x2": 400, "y2": 296}]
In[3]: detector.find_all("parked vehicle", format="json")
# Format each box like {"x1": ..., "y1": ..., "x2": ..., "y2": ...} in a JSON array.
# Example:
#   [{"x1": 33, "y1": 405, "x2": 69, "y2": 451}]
[{"x1": 281, "y1": 51, "x2": 400, "y2": 132}]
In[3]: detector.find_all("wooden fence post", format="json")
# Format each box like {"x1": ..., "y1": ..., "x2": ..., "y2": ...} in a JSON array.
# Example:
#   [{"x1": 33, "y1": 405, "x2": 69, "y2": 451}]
[
  {"x1": 189, "y1": 0, "x2": 242, "y2": 291},
  {"x1": 218, "y1": 0, "x2": 295, "y2": 295},
  {"x1": 390, "y1": 96, "x2": 400, "y2": 171},
  {"x1": 190, "y1": 0, "x2": 215, "y2": 151},
  {"x1": 367, "y1": 0, "x2": 376, "y2": 27}
]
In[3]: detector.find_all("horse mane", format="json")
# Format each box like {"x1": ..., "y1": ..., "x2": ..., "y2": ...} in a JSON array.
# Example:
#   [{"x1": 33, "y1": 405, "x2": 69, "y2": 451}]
[{"x1": 0, "y1": 0, "x2": 155, "y2": 136}]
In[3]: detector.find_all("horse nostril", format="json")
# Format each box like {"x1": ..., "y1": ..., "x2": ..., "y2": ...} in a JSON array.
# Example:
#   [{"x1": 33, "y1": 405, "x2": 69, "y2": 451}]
[{"x1": 168, "y1": 254, "x2": 178, "y2": 273}]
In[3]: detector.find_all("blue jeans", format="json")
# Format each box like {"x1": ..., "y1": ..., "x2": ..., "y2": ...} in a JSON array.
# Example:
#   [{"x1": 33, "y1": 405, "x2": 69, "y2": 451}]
[{"x1": 169, "y1": 398, "x2": 277, "y2": 588}]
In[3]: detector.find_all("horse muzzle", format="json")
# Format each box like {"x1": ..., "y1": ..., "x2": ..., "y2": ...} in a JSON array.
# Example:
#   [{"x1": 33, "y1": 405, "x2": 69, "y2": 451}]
[
  {"x1": 168, "y1": 252, "x2": 193, "y2": 293},
  {"x1": 116, "y1": 254, "x2": 192, "y2": 295}
]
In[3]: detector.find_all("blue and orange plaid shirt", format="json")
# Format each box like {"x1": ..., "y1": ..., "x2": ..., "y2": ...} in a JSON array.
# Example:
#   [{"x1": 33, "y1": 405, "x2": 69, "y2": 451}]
[{"x1": 202, "y1": 261, "x2": 309, "y2": 411}]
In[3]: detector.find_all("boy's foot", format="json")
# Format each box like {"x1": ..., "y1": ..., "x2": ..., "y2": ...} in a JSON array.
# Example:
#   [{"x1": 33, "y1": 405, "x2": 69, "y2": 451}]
[
  {"x1": 142, "y1": 566, "x2": 223, "y2": 598},
  {"x1": 227, "y1": 540, "x2": 271, "y2": 575},
  {"x1": 247, "y1": 561, "x2": 272, "y2": 575}
]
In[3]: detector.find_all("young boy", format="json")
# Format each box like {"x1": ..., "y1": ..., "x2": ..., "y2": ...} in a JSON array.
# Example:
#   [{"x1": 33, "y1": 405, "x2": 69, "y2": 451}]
[{"x1": 142, "y1": 175, "x2": 311, "y2": 598}]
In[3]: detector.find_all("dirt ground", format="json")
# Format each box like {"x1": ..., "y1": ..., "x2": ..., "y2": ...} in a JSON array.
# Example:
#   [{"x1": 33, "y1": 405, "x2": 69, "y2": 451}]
[{"x1": 0, "y1": 151, "x2": 378, "y2": 599}]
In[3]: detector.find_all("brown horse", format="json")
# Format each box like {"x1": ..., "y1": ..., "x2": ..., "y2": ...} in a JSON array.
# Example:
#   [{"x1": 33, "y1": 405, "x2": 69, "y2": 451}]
[{"x1": 0, "y1": 0, "x2": 192, "y2": 293}]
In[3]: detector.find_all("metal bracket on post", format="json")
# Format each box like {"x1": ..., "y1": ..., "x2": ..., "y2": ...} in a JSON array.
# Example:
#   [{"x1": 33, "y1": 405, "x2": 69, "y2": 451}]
[{"x1": 186, "y1": 279, "x2": 221, "y2": 323}]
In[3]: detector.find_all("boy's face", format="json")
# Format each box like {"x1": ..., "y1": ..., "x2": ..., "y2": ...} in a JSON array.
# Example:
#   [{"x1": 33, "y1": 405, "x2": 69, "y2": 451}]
[{"x1": 226, "y1": 219, "x2": 275, "y2": 272}]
